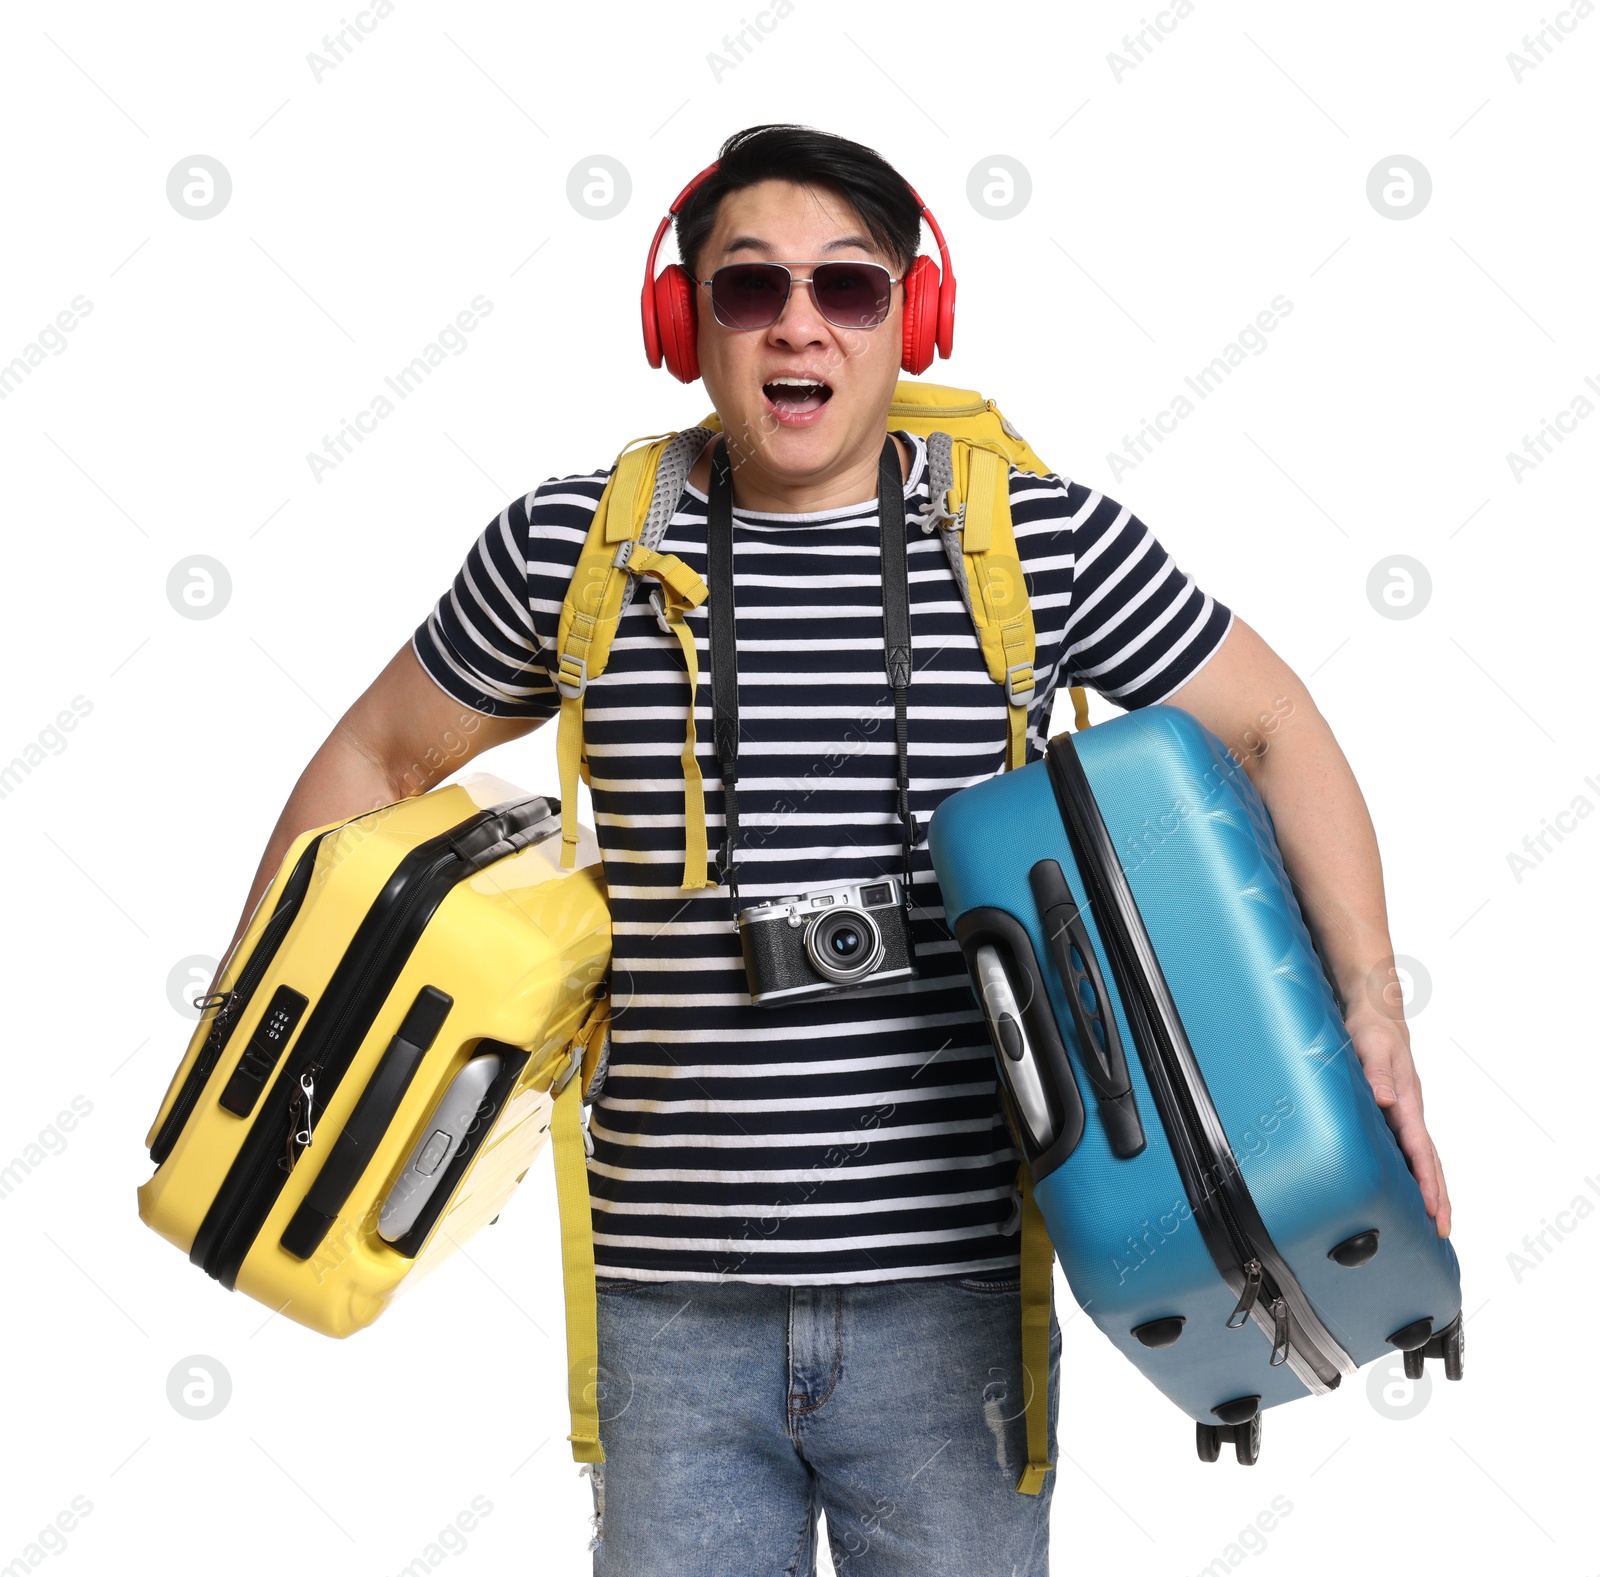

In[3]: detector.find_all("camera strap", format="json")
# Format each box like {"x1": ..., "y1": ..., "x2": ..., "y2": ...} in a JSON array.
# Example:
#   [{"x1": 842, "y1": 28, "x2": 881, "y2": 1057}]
[{"x1": 706, "y1": 434, "x2": 918, "y2": 921}]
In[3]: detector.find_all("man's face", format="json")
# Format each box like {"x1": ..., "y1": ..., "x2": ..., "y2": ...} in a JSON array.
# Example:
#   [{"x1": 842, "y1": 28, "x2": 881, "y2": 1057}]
[{"x1": 692, "y1": 179, "x2": 905, "y2": 490}]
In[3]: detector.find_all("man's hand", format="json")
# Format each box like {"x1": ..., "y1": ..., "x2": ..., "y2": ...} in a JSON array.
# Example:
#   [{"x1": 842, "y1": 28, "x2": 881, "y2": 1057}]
[{"x1": 1346, "y1": 1007, "x2": 1452, "y2": 1237}]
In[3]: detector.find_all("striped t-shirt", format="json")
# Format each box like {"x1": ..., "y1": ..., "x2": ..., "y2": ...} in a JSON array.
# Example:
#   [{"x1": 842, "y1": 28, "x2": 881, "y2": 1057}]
[{"x1": 414, "y1": 427, "x2": 1232, "y2": 1284}]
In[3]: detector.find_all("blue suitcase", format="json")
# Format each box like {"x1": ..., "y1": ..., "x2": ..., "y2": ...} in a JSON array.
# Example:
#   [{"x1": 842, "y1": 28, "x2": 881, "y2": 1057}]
[{"x1": 928, "y1": 705, "x2": 1463, "y2": 1463}]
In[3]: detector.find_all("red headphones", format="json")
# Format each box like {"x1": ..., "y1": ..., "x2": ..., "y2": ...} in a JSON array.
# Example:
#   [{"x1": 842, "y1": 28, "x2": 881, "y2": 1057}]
[{"x1": 640, "y1": 159, "x2": 957, "y2": 384}]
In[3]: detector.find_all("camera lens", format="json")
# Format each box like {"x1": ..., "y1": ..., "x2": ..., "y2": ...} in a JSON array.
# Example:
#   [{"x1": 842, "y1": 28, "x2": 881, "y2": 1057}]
[
  {"x1": 829, "y1": 925, "x2": 863, "y2": 960},
  {"x1": 805, "y1": 906, "x2": 884, "y2": 984}
]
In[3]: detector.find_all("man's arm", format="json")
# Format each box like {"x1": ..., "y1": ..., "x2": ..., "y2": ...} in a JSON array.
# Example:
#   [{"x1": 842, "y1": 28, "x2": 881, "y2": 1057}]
[
  {"x1": 217, "y1": 641, "x2": 534, "y2": 963},
  {"x1": 1161, "y1": 616, "x2": 1452, "y2": 1237}
]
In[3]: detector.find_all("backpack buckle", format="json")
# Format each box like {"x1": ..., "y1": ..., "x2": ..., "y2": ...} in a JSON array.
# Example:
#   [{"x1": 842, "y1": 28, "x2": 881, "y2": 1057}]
[
  {"x1": 555, "y1": 652, "x2": 589, "y2": 700},
  {"x1": 913, "y1": 488, "x2": 962, "y2": 535},
  {"x1": 1005, "y1": 662, "x2": 1034, "y2": 705}
]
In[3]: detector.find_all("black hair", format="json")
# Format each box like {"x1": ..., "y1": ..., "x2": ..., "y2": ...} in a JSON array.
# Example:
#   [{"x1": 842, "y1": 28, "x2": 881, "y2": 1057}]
[{"x1": 674, "y1": 124, "x2": 923, "y2": 283}]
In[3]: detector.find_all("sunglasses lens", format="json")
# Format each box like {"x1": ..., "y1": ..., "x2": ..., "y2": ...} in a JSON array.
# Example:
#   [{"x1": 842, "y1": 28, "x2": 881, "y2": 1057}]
[
  {"x1": 707, "y1": 262, "x2": 894, "y2": 330},
  {"x1": 710, "y1": 264, "x2": 790, "y2": 329},
  {"x1": 812, "y1": 263, "x2": 892, "y2": 328}
]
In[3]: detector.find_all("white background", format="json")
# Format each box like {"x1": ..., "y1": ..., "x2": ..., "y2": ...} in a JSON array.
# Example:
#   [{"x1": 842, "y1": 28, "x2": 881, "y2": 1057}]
[{"x1": 2, "y1": 1, "x2": 1596, "y2": 1572}]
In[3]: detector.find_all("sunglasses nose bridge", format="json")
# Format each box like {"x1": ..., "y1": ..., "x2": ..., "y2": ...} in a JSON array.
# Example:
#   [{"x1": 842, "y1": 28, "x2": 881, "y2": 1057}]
[{"x1": 769, "y1": 272, "x2": 831, "y2": 336}]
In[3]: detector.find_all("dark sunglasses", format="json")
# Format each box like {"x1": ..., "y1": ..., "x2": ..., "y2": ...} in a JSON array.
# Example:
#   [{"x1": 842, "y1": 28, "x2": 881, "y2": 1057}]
[{"x1": 699, "y1": 260, "x2": 901, "y2": 332}]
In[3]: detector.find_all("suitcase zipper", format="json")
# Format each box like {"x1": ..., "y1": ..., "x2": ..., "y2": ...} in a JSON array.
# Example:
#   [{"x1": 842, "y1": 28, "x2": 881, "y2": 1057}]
[
  {"x1": 191, "y1": 798, "x2": 557, "y2": 1288},
  {"x1": 281, "y1": 1064, "x2": 320, "y2": 1173},
  {"x1": 1163, "y1": 1059, "x2": 1327, "y2": 1382},
  {"x1": 1226, "y1": 1259, "x2": 1263, "y2": 1328},
  {"x1": 202, "y1": 1056, "x2": 322, "y2": 1276},
  {"x1": 198, "y1": 844, "x2": 463, "y2": 1283},
  {"x1": 1225, "y1": 1262, "x2": 1290, "y2": 1366},
  {"x1": 1174, "y1": 1075, "x2": 1344, "y2": 1389},
  {"x1": 1268, "y1": 1296, "x2": 1292, "y2": 1367},
  {"x1": 149, "y1": 831, "x2": 331, "y2": 1165},
  {"x1": 1044, "y1": 736, "x2": 1355, "y2": 1395}
]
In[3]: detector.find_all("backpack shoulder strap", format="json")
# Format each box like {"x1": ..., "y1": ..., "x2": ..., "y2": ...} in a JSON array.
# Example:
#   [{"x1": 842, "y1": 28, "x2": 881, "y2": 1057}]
[
  {"x1": 925, "y1": 431, "x2": 1036, "y2": 768},
  {"x1": 550, "y1": 1053, "x2": 603, "y2": 1463},
  {"x1": 924, "y1": 430, "x2": 1091, "y2": 752},
  {"x1": 529, "y1": 990, "x2": 611, "y2": 1466},
  {"x1": 1015, "y1": 1164, "x2": 1056, "y2": 1493},
  {"x1": 553, "y1": 430, "x2": 715, "y2": 886}
]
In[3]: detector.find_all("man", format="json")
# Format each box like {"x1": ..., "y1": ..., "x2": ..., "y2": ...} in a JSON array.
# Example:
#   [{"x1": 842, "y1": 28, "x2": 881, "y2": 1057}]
[{"x1": 225, "y1": 125, "x2": 1450, "y2": 1574}]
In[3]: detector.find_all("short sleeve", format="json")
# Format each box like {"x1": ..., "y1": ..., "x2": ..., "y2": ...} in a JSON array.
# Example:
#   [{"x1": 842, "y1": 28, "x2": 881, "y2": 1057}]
[
  {"x1": 411, "y1": 492, "x2": 560, "y2": 722},
  {"x1": 1056, "y1": 481, "x2": 1233, "y2": 709}
]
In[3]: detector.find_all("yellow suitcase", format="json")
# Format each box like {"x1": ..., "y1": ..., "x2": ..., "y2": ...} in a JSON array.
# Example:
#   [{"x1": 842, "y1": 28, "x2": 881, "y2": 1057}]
[{"x1": 137, "y1": 774, "x2": 610, "y2": 1337}]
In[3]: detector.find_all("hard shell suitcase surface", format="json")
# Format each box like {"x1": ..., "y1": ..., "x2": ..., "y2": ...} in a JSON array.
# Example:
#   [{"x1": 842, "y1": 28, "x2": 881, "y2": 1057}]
[
  {"x1": 928, "y1": 706, "x2": 1462, "y2": 1460},
  {"x1": 138, "y1": 774, "x2": 610, "y2": 1337}
]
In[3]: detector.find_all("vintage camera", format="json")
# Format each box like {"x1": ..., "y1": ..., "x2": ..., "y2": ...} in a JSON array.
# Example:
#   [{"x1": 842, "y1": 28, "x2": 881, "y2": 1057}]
[{"x1": 736, "y1": 876, "x2": 917, "y2": 1006}]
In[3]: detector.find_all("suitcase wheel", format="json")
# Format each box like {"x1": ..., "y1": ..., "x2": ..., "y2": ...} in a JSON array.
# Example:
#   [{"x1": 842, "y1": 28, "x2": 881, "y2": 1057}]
[
  {"x1": 1195, "y1": 1416, "x2": 1261, "y2": 1464},
  {"x1": 1420, "y1": 1312, "x2": 1465, "y2": 1380},
  {"x1": 1395, "y1": 1313, "x2": 1465, "y2": 1382},
  {"x1": 1233, "y1": 1414, "x2": 1261, "y2": 1466}
]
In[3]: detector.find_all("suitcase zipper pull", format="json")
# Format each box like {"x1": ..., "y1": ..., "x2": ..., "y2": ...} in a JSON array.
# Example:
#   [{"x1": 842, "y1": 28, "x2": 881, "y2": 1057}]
[
  {"x1": 1269, "y1": 1296, "x2": 1291, "y2": 1366},
  {"x1": 295, "y1": 1067, "x2": 317, "y2": 1144},
  {"x1": 280, "y1": 1063, "x2": 320, "y2": 1172},
  {"x1": 1226, "y1": 1258, "x2": 1263, "y2": 1328},
  {"x1": 195, "y1": 989, "x2": 242, "y2": 1036}
]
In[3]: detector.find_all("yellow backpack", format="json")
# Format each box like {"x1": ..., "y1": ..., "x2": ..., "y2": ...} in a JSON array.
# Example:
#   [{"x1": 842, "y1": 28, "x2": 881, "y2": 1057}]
[
  {"x1": 550, "y1": 382, "x2": 1084, "y2": 1494},
  {"x1": 551, "y1": 380, "x2": 1090, "y2": 885}
]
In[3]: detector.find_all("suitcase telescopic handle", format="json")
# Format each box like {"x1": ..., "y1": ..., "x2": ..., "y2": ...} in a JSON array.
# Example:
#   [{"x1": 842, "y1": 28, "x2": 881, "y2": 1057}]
[
  {"x1": 1028, "y1": 859, "x2": 1146, "y2": 1159},
  {"x1": 278, "y1": 985, "x2": 454, "y2": 1261},
  {"x1": 449, "y1": 797, "x2": 559, "y2": 870}
]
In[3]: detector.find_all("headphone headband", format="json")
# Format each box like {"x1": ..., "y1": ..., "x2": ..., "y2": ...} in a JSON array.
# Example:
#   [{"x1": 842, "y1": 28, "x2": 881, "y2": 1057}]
[{"x1": 904, "y1": 182, "x2": 954, "y2": 290}]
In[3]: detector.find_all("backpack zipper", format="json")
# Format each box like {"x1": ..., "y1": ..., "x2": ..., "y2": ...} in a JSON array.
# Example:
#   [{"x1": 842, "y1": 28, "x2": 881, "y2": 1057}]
[{"x1": 886, "y1": 395, "x2": 990, "y2": 420}]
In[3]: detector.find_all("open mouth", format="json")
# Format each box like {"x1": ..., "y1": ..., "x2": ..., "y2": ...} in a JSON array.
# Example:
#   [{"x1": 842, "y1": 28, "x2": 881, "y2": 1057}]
[{"x1": 762, "y1": 376, "x2": 833, "y2": 420}]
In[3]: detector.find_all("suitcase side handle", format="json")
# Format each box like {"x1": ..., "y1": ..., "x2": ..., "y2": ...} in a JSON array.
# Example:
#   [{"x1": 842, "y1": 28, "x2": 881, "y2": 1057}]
[
  {"x1": 278, "y1": 985, "x2": 454, "y2": 1261},
  {"x1": 952, "y1": 907, "x2": 1086, "y2": 1181},
  {"x1": 1029, "y1": 859, "x2": 1146, "y2": 1159}
]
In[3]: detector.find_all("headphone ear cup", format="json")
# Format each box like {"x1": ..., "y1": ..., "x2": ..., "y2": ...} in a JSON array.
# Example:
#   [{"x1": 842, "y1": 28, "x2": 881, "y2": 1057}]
[
  {"x1": 640, "y1": 272, "x2": 663, "y2": 369},
  {"x1": 900, "y1": 256, "x2": 941, "y2": 376},
  {"x1": 653, "y1": 264, "x2": 700, "y2": 384},
  {"x1": 936, "y1": 270, "x2": 956, "y2": 361}
]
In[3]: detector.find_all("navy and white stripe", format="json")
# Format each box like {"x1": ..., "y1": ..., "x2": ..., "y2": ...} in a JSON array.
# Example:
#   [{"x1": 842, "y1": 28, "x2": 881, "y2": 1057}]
[{"x1": 414, "y1": 429, "x2": 1231, "y2": 1284}]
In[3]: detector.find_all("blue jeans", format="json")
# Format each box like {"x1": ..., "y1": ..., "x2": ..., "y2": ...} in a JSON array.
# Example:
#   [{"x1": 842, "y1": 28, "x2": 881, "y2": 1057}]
[{"x1": 587, "y1": 1272, "x2": 1061, "y2": 1576}]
